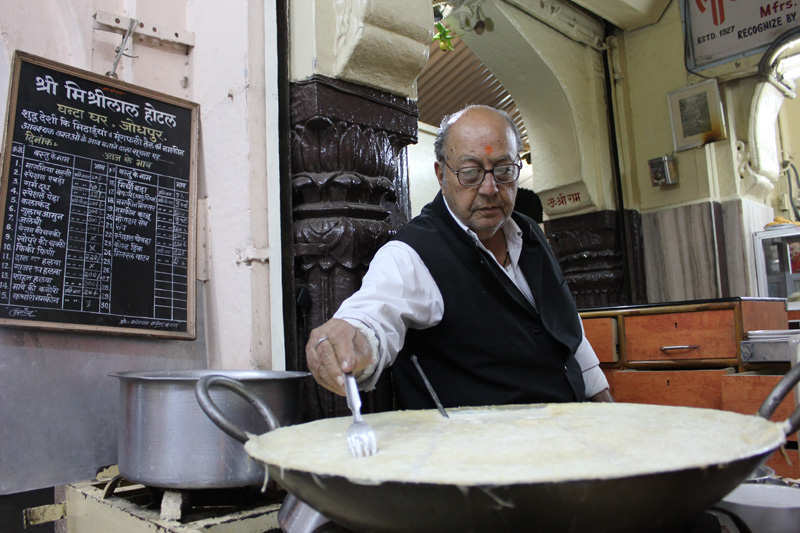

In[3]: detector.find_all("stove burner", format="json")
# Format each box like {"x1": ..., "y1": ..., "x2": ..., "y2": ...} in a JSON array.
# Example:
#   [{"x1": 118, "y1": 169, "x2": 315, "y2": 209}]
[{"x1": 101, "y1": 475, "x2": 285, "y2": 523}]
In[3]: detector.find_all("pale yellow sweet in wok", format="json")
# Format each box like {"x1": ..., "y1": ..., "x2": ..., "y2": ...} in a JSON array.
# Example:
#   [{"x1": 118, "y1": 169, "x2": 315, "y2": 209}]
[{"x1": 245, "y1": 403, "x2": 784, "y2": 486}]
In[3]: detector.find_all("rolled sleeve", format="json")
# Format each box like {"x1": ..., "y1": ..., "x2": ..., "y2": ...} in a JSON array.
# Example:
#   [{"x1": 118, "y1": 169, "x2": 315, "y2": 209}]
[
  {"x1": 574, "y1": 323, "x2": 609, "y2": 398},
  {"x1": 334, "y1": 241, "x2": 444, "y2": 390}
]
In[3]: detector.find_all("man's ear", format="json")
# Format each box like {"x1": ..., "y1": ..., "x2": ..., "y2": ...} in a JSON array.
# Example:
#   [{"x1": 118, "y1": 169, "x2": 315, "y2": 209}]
[{"x1": 434, "y1": 161, "x2": 444, "y2": 188}]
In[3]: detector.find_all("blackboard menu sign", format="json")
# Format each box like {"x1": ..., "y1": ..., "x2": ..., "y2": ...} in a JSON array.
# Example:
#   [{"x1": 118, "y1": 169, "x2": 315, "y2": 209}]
[{"x1": 0, "y1": 52, "x2": 198, "y2": 338}]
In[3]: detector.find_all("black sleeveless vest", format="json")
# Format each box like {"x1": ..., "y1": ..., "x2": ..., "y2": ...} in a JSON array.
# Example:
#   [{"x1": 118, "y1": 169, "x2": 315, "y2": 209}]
[{"x1": 392, "y1": 192, "x2": 585, "y2": 408}]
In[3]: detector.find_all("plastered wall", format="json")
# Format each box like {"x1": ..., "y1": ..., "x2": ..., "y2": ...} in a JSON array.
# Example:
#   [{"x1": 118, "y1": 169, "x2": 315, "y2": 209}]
[
  {"x1": 0, "y1": 0, "x2": 275, "y2": 493},
  {"x1": 408, "y1": 121, "x2": 439, "y2": 216},
  {"x1": 615, "y1": 1, "x2": 715, "y2": 210},
  {"x1": 0, "y1": 0, "x2": 281, "y2": 368},
  {"x1": 614, "y1": 1, "x2": 781, "y2": 212},
  {"x1": 610, "y1": 1, "x2": 786, "y2": 300}
]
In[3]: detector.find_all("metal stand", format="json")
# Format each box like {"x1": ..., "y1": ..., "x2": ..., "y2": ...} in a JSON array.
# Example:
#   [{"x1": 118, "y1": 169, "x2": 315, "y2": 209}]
[{"x1": 278, "y1": 493, "x2": 331, "y2": 533}]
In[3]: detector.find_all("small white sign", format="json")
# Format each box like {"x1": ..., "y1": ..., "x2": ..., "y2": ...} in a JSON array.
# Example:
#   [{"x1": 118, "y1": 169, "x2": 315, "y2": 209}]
[
  {"x1": 689, "y1": 0, "x2": 800, "y2": 67},
  {"x1": 540, "y1": 182, "x2": 594, "y2": 216}
]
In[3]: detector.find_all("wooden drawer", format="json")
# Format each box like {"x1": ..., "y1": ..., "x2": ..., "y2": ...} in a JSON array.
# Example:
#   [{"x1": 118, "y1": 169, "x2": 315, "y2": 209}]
[
  {"x1": 583, "y1": 317, "x2": 617, "y2": 363},
  {"x1": 720, "y1": 374, "x2": 797, "y2": 440},
  {"x1": 604, "y1": 369, "x2": 731, "y2": 409},
  {"x1": 741, "y1": 299, "x2": 788, "y2": 332},
  {"x1": 721, "y1": 374, "x2": 799, "y2": 477},
  {"x1": 606, "y1": 369, "x2": 800, "y2": 477},
  {"x1": 623, "y1": 310, "x2": 736, "y2": 362}
]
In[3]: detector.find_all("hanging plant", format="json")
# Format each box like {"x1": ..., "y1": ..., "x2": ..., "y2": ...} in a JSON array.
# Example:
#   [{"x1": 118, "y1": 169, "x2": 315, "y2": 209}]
[
  {"x1": 432, "y1": 2, "x2": 494, "y2": 51},
  {"x1": 433, "y1": 21, "x2": 456, "y2": 51}
]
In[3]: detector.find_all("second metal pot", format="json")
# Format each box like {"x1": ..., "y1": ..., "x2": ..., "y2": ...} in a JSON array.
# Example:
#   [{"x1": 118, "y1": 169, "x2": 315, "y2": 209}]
[
  {"x1": 718, "y1": 483, "x2": 800, "y2": 533},
  {"x1": 112, "y1": 369, "x2": 309, "y2": 489}
]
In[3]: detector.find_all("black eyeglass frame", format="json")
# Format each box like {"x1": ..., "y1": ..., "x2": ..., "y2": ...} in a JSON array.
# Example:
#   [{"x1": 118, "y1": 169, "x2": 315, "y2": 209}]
[{"x1": 442, "y1": 159, "x2": 523, "y2": 188}]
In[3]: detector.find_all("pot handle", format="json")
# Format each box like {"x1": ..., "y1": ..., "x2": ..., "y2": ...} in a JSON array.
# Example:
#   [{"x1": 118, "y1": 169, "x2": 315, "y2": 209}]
[
  {"x1": 195, "y1": 374, "x2": 281, "y2": 444},
  {"x1": 757, "y1": 363, "x2": 800, "y2": 436}
]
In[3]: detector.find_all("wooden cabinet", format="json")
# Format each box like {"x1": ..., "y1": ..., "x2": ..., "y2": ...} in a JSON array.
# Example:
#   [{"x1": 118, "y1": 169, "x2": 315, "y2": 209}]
[
  {"x1": 604, "y1": 369, "x2": 800, "y2": 477},
  {"x1": 581, "y1": 298, "x2": 787, "y2": 369},
  {"x1": 585, "y1": 299, "x2": 799, "y2": 478}
]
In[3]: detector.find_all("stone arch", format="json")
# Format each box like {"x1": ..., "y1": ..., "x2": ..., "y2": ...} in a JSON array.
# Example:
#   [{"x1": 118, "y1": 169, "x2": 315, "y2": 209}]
[{"x1": 452, "y1": 0, "x2": 615, "y2": 216}]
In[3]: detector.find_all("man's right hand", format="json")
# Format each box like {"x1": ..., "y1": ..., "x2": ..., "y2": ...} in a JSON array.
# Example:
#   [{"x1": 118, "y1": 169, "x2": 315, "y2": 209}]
[{"x1": 306, "y1": 318, "x2": 374, "y2": 396}]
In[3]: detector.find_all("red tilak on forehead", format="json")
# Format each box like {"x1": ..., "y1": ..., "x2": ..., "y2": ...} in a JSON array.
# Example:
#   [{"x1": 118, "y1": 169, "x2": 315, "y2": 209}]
[{"x1": 484, "y1": 145, "x2": 493, "y2": 154}]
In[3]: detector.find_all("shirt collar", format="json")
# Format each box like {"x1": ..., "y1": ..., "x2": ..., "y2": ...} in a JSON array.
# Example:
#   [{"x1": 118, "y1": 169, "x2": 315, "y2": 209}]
[{"x1": 441, "y1": 194, "x2": 523, "y2": 266}]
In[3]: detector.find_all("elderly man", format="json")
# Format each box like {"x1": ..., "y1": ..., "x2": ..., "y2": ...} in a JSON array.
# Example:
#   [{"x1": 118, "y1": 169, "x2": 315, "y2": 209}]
[{"x1": 307, "y1": 105, "x2": 612, "y2": 407}]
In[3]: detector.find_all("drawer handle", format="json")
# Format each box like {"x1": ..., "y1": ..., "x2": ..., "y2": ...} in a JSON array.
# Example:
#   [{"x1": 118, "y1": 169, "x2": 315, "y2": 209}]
[{"x1": 660, "y1": 345, "x2": 700, "y2": 352}]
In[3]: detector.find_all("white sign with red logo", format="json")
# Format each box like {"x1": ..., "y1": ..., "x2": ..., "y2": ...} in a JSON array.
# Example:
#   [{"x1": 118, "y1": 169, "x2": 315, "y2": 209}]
[{"x1": 689, "y1": 0, "x2": 800, "y2": 67}]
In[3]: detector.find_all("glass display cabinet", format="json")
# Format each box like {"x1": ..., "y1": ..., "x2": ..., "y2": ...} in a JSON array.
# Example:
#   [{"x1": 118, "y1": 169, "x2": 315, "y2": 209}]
[{"x1": 754, "y1": 226, "x2": 800, "y2": 310}]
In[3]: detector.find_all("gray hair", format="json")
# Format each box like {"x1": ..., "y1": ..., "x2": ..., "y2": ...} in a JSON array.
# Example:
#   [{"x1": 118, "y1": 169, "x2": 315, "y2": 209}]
[{"x1": 433, "y1": 105, "x2": 522, "y2": 162}]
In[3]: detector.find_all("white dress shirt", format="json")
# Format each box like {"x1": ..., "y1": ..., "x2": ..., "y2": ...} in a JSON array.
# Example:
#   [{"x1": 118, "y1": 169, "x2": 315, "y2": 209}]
[{"x1": 334, "y1": 198, "x2": 609, "y2": 398}]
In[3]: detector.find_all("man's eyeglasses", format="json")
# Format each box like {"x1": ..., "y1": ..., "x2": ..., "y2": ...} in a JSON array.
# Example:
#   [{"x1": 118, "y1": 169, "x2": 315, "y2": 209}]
[{"x1": 444, "y1": 160, "x2": 522, "y2": 188}]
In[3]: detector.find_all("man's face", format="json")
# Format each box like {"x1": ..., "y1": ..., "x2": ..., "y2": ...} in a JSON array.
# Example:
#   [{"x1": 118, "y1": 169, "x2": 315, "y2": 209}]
[{"x1": 435, "y1": 109, "x2": 518, "y2": 242}]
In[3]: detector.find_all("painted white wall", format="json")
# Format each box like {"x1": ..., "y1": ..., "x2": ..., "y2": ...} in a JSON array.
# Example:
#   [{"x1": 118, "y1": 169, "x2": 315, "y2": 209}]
[
  {"x1": 613, "y1": 1, "x2": 779, "y2": 212},
  {"x1": 0, "y1": 0, "x2": 213, "y2": 494},
  {"x1": 0, "y1": 0, "x2": 275, "y2": 371},
  {"x1": 609, "y1": 1, "x2": 791, "y2": 300},
  {"x1": 187, "y1": 0, "x2": 272, "y2": 369},
  {"x1": 408, "y1": 121, "x2": 439, "y2": 216},
  {"x1": 615, "y1": 1, "x2": 716, "y2": 211}
]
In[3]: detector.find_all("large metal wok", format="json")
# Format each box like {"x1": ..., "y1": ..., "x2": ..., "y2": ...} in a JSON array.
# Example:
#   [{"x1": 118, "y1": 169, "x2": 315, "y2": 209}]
[{"x1": 196, "y1": 368, "x2": 800, "y2": 533}]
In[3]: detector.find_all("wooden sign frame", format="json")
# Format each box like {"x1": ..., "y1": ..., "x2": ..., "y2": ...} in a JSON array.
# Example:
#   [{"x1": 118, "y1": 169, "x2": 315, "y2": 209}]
[{"x1": 0, "y1": 51, "x2": 198, "y2": 338}]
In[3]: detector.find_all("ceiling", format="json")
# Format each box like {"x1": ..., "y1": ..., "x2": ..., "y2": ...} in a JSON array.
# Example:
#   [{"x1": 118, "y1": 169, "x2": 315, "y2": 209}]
[
  {"x1": 417, "y1": 0, "x2": 672, "y2": 150},
  {"x1": 416, "y1": 36, "x2": 529, "y2": 151}
]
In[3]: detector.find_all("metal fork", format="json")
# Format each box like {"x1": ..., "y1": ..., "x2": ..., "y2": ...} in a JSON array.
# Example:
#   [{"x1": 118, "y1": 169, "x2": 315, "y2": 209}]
[{"x1": 344, "y1": 373, "x2": 377, "y2": 457}]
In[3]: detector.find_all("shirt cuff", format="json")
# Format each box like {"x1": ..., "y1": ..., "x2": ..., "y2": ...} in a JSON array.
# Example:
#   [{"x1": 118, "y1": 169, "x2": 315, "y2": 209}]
[
  {"x1": 582, "y1": 365, "x2": 609, "y2": 398},
  {"x1": 341, "y1": 318, "x2": 381, "y2": 389}
]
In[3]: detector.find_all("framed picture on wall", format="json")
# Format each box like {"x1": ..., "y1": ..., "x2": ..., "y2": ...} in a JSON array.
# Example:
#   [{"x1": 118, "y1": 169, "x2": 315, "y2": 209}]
[{"x1": 667, "y1": 79, "x2": 726, "y2": 152}]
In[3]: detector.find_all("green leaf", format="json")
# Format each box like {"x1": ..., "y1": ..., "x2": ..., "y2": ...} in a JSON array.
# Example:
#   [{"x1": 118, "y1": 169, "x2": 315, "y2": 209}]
[{"x1": 432, "y1": 21, "x2": 455, "y2": 51}]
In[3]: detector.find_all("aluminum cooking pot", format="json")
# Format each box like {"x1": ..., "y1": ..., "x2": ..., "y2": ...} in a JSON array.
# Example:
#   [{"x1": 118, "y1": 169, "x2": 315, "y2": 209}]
[
  {"x1": 718, "y1": 482, "x2": 800, "y2": 533},
  {"x1": 112, "y1": 369, "x2": 309, "y2": 489},
  {"x1": 196, "y1": 367, "x2": 800, "y2": 533}
]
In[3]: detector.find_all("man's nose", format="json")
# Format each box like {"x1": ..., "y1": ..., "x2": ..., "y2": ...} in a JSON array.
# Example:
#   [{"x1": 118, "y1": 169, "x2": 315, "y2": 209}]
[{"x1": 477, "y1": 170, "x2": 499, "y2": 194}]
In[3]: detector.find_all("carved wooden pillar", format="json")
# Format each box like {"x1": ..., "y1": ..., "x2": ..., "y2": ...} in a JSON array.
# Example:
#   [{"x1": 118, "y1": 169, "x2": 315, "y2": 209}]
[
  {"x1": 545, "y1": 210, "x2": 646, "y2": 308},
  {"x1": 289, "y1": 75, "x2": 418, "y2": 418}
]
